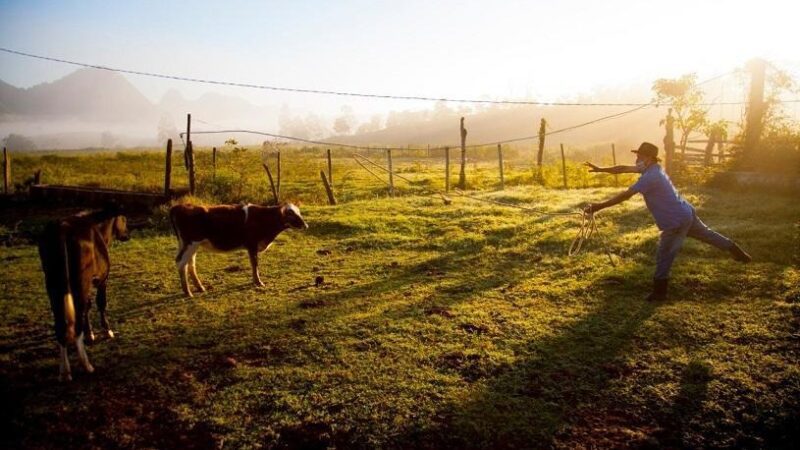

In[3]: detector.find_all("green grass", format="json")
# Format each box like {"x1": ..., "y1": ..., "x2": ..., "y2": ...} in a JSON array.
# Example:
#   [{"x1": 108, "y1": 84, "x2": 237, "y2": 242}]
[
  {"x1": 7, "y1": 146, "x2": 639, "y2": 204},
  {"x1": 1, "y1": 181, "x2": 798, "y2": 448}
]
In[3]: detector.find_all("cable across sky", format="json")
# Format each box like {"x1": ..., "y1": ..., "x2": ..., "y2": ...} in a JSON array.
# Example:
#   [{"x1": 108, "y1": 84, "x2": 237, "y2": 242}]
[{"x1": 5, "y1": 46, "x2": 795, "y2": 107}]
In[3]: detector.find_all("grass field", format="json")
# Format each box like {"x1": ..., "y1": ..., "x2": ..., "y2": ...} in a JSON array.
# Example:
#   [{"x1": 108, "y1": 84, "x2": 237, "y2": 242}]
[
  {"x1": 1, "y1": 150, "x2": 798, "y2": 449},
  {"x1": 7, "y1": 146, "x2": 638, "y2": 204}
]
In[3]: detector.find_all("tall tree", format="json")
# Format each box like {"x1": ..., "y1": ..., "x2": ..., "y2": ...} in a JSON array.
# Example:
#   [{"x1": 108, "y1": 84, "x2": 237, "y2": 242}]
[{"x1": 653, "y1": 74, "x2": 708, "y2": 155}]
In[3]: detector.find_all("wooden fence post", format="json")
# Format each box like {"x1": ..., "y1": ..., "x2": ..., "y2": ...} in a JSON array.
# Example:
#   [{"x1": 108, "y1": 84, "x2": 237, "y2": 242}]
[
  {"x1": 445, "y1": 146, "x2": 451, "y2": 192},
  {"x1": 497, "y1": 143, "x2": 505, "y2": 190},
  {"x1": 537, "y1": 118, "x2": 546, "y2": 167},
  {"x1": 34, "y1": 169, "x2": 41, "y2": 185},
  {"x1": 186, "y1": 114, "x2": 196, "y2": 195},
  {"x1": 560, "y1": 143, "x2": 568, "y2": 189},
  {"x1": 320, "y1": 170, "x2": 337, "y2": 205},
  {"x1": 458, "y1": 117, "x2": 467, "y2": 189},
  {"x1": 276, "y1": 151, "x2": 281, "y2": 198},
  {"x1": 164, "y1": 139, "x2": 173, "y2": 196},
  {"x1": 387, "y1": 148, "x2": 394, "y2": 196},
  {"x1": 611, "y1": 143, "x2": 619, "y2": 187},
  {"x1": 212, "y1": 146, "x2": 217, "y2": 171},
  {"x1": 3, "y1": 147, "x2": 9, "y2": 195},
  {"x1": 263, "y1": 163, "x2": 279, "y2": 204},
  {"x1": 704, "y1": 131, "x2": 718, "y2": 166},
  {"x1": 663, "y1": 108, "x2": 675, "y2": 176},
  {"x1": 743, "y1": 58, "x2": 766, "y2": 163},
  {"x1": 326, "y1": 148, "x2": 333, "y2": 188}
]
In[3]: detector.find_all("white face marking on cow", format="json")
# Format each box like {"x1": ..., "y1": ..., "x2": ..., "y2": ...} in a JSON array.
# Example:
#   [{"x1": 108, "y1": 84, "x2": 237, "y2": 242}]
[{"x1": 284, "y1": 203, "x2": 308, "y2": 229}]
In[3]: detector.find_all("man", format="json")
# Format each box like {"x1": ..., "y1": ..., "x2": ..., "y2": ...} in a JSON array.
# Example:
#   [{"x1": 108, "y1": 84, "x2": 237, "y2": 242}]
[{"x1": 583, "y1": 142, "x2": 751, "y2": 301}]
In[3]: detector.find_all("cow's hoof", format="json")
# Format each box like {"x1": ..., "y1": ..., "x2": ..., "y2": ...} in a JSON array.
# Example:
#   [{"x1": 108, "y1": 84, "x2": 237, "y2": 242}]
[
  {"x1": 86, "y1": 332, "x2": 96, "y2": 344},
  {"x1": 84, "y1": 364, "x2": 95, "y2": 374},
  {"x1": 60, "y1": 372, "x2": 72, "y2": 382},
  {"x1": 183, "y1": 291, "x2": 194, "y2": 298},
  {"x1": 105, "y1": 329, "x2": 115, "y2": 339},
  {"x1": 254, "y1": 281, "x2": 266, "y2": 288}
]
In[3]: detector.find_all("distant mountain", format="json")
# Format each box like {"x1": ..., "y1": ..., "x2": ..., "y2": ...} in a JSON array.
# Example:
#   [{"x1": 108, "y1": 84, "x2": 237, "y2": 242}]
[
  {"x1": 0, "y1": 69, "x2": 279, "y2": 148},
  {"x1": 157, "y1": 89, "x2": 275, "y2": 126},
  {"x1": 0, "y1": 68, "x2": 157, "y2": 122}
]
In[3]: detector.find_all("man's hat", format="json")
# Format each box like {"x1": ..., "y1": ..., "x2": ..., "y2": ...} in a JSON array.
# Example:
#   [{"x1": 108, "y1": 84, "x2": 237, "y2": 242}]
[{"x1": 631, "y1": 142, "x2": 660, "y2": 161}]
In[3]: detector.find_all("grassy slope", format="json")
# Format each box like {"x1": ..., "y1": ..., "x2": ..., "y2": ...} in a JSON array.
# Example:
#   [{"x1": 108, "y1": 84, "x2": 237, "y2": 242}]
[{"x1": 1, "y1": 186, "x2": 798, "y2": 449}]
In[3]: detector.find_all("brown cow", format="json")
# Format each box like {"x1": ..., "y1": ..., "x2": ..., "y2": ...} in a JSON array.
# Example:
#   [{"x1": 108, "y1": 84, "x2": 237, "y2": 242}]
[
  {"x1": 169, "y1": 202, "x2": 308, "y2": 297},
  {"x1": 38, "y1": 206, "x2": 129, "y2": 381}
]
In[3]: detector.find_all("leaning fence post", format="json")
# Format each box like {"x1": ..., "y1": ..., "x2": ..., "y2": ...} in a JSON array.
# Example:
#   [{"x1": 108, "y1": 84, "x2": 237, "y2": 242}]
[
  {"x1": 497, "y1": 143, "x2": 505, "y2": 190},
  {"x1": 560, "y1": 143, "x2": 568, "y2": 189},
  {"x1": 320, "y1": 170, "x2": 337, "y2": 205},
  {"x1": 611, "y1": 143, "x2": 619, "y2": 187},
  {"x1": 164, "y1": 139, "x2": 173, "y2": 196},
  {"x1": 326, "y1": 148, "x2": 333, "y2": 188},
  {"x1": 262, "y1": 163, "x2": 279, "y2": 204},
  {"x1": 445, "y1": 146, "x2": 451, "y2": 192},
  {"x1": 387, "y1": 148, "x2": 394, "y2": 196},
  {"x1": 33, "y1": 169, "x2": 41, "y2": 185},
  {"x1": 3, "y1": 147, "x2": 9, "y2": 195}
]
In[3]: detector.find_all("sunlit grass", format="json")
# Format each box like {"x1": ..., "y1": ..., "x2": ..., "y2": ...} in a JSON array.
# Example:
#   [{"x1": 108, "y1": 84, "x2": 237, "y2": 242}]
[{"x1": 1, "y1": 172, "x2": 798, "y2": 448}]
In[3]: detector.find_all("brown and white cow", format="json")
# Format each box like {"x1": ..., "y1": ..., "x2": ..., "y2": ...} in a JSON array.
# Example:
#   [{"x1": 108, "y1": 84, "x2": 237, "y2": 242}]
[
  {"x1": 38, "y1": 206, "x2": 129, "y2": 381},
  {"x1": 169, "y1": 202, "x2": 308, "y2": 297}
]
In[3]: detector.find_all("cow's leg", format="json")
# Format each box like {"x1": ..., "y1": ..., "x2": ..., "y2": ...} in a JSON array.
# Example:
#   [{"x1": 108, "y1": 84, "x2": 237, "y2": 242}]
[
  {"x1": 73, "y1": 276, "x2": 95, "y2": 373},
  {"x1": 75, "y1": 333, "x2": 94, "y2": 374},
  {"x1": 176, "y1": 242, "x2": 195, "y2": 297},
  {"x1": 59, "y1": 343, "x2": 72, "y2": 382},
  {"x1": 188, "y1": 249, "x2": 206, "y2": 293},
  {"x1": 84, "y1": 296, "x2": 95, "y2": 344},
  {"x1": 96, "y1": 281, "x2": 114, "y2": 339},
  {"x1": 248, "y1": 248, "x2": 265, "y2": 287}
]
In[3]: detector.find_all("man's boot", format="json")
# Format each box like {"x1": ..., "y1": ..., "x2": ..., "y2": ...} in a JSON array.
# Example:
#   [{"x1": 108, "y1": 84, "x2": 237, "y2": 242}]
[
  {"x1": 729, "y1": 242, "x2": 752, "y2": 263},
  {"x1": 646, "y1": 278, "x2": 668, "y2": 302}
]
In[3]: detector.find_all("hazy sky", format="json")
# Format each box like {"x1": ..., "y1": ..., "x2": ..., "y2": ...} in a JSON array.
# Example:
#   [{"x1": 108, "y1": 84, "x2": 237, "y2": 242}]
[{"x1": 1, "y1": 0, "x2": 799, "y2": 119}]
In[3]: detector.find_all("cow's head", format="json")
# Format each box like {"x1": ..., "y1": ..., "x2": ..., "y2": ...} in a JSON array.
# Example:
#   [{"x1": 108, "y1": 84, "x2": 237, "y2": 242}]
[
  {"x1": 113, "y1": 215, "x2": 130, "y2": 242},
  {"x1": 281, "y1": 203, "x2": 308, "y2": 230}
]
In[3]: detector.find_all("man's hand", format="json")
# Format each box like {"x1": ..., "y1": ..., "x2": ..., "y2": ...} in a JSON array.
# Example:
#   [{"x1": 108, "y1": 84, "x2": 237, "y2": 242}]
[{"x1": 583, "y1": 162, "x2": 602, "y2": 172}]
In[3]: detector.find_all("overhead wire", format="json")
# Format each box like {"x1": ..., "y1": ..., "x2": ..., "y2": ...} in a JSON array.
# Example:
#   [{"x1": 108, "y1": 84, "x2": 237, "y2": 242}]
[{"x1": 5, "y1": 46, "x2": 796, "y2": 107}]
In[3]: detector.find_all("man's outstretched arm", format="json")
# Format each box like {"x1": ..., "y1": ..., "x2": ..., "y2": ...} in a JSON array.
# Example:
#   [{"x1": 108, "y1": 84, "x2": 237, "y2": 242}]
[
  {"x1": 583, "y1": 162, "x2": 639, "y2": 174},
  {"x1": 586, "y1": 188, "x2": 636, "y2": 213}
]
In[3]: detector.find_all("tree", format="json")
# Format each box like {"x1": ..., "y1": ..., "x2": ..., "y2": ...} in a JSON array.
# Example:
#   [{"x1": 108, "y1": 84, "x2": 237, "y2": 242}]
[
  {"x1": 100, "y1": 131, "x2": 118, "y2": 149},
  {"x1": 332, "y1": 106, "x2": 356, "y2": 135},
  {"x1": 2, "y1": 134, "x2": 36, "y2": 151},
  {"x1": 157, "y1": 114, "x2": 179, "y2": 143},
  {"x1": 652, "y1": 74, "x2": 708, "y2": 154},
  {"x1": 356, "y1": 114, "x2": 383, "y2": 134}
]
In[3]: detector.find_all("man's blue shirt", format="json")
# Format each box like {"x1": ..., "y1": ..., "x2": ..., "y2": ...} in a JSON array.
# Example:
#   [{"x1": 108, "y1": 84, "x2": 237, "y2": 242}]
[{"x1": 630, "y1": 164, "x2": 694, "y2": 230}]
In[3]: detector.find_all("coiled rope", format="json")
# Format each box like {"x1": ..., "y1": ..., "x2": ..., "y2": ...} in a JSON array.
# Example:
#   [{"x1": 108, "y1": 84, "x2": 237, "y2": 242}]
[{"x1": 452, "y1": 189, "x2": 617, "y2": 266}]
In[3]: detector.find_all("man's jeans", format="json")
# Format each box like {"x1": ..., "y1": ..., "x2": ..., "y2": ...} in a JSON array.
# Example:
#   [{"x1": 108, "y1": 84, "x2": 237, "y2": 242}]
[{"x1": 655, "y1": 212, "x2": 733, "y2": 280}]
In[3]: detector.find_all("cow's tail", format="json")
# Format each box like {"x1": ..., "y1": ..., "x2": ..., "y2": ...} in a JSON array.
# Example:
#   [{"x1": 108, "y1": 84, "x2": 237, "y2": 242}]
[
  {"x1": 59, "y1": 231, "x2": 76, "y2": 344},
  {"x1": 168, "y1": 206, "x2": 180, "y2": 244},
  {"x1": 168, "y1": 206, "x2": 184, "y2": 262}
]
